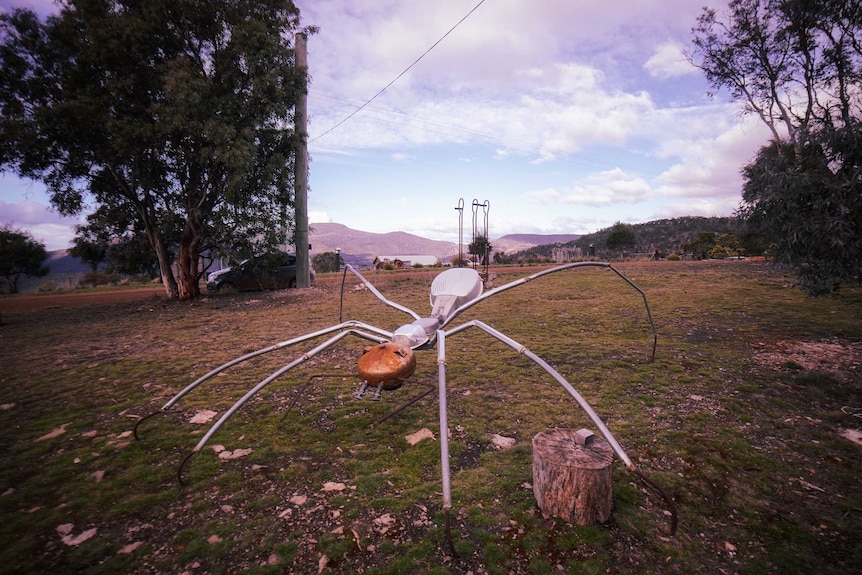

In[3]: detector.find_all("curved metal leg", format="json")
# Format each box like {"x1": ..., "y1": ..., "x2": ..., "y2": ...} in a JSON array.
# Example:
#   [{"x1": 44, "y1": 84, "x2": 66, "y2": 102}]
[
  {"x1": 176, "y1": 328, "x2": 389, "y2": 482},
  {"x1": 445, "y1": 320, "x2": 632, "y2": 466},
  {"x1": 441, "y1": 320, "x2": 677, "y2": 534},
  {"x1": 134, "y1": 321, "x2": 392, "y2": 440}
]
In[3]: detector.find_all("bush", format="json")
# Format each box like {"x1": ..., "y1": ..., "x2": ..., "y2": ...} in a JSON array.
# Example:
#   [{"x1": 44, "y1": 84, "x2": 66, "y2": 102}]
[{"x1": 79, "y1": 271, "x2": 123, "y2": 287}]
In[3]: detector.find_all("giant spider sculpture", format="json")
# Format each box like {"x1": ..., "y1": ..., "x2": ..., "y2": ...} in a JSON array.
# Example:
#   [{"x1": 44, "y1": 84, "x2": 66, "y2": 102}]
[{"x1": 135, "y1": 262, "x2": 677, "y2": 539}]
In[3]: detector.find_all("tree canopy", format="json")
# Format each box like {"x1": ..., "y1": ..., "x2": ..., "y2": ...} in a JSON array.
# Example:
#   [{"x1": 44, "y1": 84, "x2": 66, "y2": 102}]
[
  {"x1": 0, "y1": 226, "x2": 49, "y2": 294},
  {"x1": 690, "y1": 0, "x2": 861, "y2": 294},
  {"x1": 0, "y1": 0, "x2": 307, "y2": 299},
  {"x1": 468, "y1": 234, "x2": 492, "y2": 265},
  {"x1": 605, "y1": 222, "x2": 636, "y2": 254}
]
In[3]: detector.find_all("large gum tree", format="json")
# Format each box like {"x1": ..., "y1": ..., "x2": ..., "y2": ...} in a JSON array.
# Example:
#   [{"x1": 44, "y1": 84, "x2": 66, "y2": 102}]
[
  {"x1": 0, "y1": 0, "x2": 306, "y2": 299},
  {"x1": 689, "y1": 0, "x2": 861, "y2": 294}
]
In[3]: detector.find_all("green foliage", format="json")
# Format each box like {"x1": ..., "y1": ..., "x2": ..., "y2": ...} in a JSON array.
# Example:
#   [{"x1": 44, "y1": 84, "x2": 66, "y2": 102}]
[
  {"x1": 709, "y1": 233, "x2": 744, "y2": 259},
  {"x1": 468, "y1": 234, "x2": 492, "y2": 264},
  {"x1": 492, "y1": 251, "x2": 511, "y2": 264},
  {"x1": 312, "y1": 251, "x2": 341, "y2": 273},
  {"x1": 513, "y1": 217, "x2": 742, "y2": 262},
  {"x1": 0, "y1": 0, "x2": 306, "y2": 299},
  {"x1": 740, "y1": 135, "x2": 862, "y2": 294},
  {"x1": 690, "y1": 0, "x2": 862, "y2": 294},
  {"x1": 0, "y1": 226, "x2": 49, "y2": 293},
  {"x1": 604, "y1": 221, "x2": 636, "y2": 253},
  {"x1": 683, "y1": 232, "x2": 716, "y2": 259}
]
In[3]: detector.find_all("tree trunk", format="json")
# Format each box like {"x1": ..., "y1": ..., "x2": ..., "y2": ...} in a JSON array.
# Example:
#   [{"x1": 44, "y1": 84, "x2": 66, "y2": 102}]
[
  {"x1": 176, "y1": 218, "x2": 201, "y2": 300},
  {"x1": 532, "y1": 428, "x2": 614, "y2": 525},
  {"x1": 153, "y1": 235, "x2": 179, "y2": 300}
]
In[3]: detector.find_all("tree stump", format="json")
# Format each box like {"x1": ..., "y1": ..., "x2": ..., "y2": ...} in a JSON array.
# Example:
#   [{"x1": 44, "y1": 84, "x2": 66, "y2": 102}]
[{"x1": 532, "y1": 428, "x2": 614, "y2": 525}]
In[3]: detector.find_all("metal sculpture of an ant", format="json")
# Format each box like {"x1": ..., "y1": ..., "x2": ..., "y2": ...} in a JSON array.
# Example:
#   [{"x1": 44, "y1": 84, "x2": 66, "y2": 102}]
[{"x1": 134, "y1": 261, "x2": 678, "y2": 542}]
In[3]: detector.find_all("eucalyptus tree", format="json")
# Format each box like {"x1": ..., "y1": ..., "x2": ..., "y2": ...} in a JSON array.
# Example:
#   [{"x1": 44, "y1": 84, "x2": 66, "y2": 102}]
[
  {"x1": 0, "y1": 0, "x2": 307, "y2": 299},
  {"x1": 0, "y1": 226, "x2": 48, "y2": 294},
  {"x1": 605, "y1": 222, "x2": 636, "y2": 257},
  {"x1": 689, "y1": 0, "x2": 861, "y2": 293}
]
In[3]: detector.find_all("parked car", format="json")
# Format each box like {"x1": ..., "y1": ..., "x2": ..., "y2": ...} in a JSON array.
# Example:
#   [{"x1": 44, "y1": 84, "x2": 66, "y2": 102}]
[{"x1": 206, "y1": 253, "x2": 314, "y2": 293}]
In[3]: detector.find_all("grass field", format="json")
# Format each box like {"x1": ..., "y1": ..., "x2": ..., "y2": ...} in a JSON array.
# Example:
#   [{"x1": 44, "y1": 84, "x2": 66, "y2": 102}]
[{"x1": 1, "y1": 260, "x2": 860, "y2": 574}]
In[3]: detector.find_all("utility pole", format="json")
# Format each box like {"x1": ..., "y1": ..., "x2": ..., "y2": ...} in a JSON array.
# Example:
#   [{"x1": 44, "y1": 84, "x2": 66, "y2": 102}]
[{"x1": 293, "y1": 32, "x2": 310, "y2": 287}]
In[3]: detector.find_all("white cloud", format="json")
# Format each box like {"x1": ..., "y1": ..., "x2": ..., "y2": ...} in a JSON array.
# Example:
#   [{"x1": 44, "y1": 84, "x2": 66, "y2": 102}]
[
  {"x1": 308, "y1": 211, "x2": 331, "y2": 224},
  {"x1": 559, "y1": 169, "x2": 652, "y2": 206},
  {"x1": 644, "y1": 42, "x2": 696, "y2": 79}
]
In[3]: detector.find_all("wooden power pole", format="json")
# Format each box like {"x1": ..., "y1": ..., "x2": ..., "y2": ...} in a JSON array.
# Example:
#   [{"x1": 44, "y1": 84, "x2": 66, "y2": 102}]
[{"x1": 293, "y1": 31, "x2": 310, "y2": 287}]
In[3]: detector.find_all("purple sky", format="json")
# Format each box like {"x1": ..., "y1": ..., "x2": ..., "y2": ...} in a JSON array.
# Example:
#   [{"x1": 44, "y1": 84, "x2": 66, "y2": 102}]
[{"x1": 1, "y1": 0, "x2": 767, "y2": 250}]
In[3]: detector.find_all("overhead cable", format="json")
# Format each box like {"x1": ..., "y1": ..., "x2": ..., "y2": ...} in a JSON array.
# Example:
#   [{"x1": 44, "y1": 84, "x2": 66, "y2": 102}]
[{"x1": 309, "y1": 0, "x2": 488, "y2": 143}]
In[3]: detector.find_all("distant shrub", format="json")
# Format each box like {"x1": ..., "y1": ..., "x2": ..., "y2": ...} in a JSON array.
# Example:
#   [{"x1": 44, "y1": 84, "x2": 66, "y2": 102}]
[
  {"x1": 37, "y1": 281, "x2": 60, "y2": 292},
  {"x1": 666, "y1": 253, "x2": 681, "y2": 261},
  {"x1": 79, "y1": 271, "x2": 123, "y2": 287}
]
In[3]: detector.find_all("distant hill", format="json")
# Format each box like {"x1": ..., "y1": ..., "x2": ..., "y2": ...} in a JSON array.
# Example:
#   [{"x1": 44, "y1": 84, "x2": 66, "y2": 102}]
[
  {"x1": 513, "y1": 217, "x2": 742, "y2": 259},
  {"x1": 309, "y1": 223, "x2": 459, "y2": 267},
  {"x1": 16, "y1": 249, "x2": 91, "y2": 293},
  {"x1": 309, "y1": 223, "x2": 575, "y2": 267},
  {"x1": 493, "y1": 233, "x2": 580, "y2": 255}
]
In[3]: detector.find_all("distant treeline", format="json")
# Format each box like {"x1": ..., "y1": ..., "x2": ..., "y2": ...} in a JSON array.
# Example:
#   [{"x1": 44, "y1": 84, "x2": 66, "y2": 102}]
[{"x1": 509, "y1": 216, "x2": 744, "y2": 260}]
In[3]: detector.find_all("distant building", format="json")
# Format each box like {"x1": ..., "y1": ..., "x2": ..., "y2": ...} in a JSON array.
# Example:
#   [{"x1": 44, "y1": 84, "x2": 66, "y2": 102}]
[{"x1": 373, "y1": 255, "x2": 439, "y2": 269}]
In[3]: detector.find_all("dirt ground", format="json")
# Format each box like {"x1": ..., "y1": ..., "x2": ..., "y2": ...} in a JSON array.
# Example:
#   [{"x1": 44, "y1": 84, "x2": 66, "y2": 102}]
[{"x1": 0, "y1": 287, "x2": 168, "y2": 313}]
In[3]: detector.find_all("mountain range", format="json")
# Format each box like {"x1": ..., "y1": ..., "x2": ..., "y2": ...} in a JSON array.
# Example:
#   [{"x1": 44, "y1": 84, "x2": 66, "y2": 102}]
[{"x1": 308, "y1": 222, "x2": 579, "y2": 265}]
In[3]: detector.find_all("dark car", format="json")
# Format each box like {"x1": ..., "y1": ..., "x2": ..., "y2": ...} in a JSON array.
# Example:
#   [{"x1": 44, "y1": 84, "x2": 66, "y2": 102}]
[{"x1": 206, "y1": 253, "x2": 314, "y2": 293}]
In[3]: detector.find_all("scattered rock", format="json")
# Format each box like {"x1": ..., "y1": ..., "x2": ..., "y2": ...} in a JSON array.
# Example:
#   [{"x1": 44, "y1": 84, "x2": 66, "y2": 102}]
[
  {"x1": 57, "y1": 524, "x2": 97, "y2": 546},
  {"x1": 90, "y1": 470, "x2": 105, "y2": 483},
  {"x1": 189, "y1": 410, "x2": 218, "y2": 424},
  {"x1": 1, "y1": 403, "x2": 16, "y2": 410},
  {"x1": 218, "y1": 448, "x2": 253, "y2": 460},
  {"x1": 405, "y1": 428, "x2": 435, "y2": 446},
  {"x1": 491, "y1": 434, "x2": 516, "y2": 449},
  {"x1": 839, "y1": 428, "x2": 862, "y2": 447},
  {"x1": 207, "y1": 534, "x2": 222, "y2": 544},
  {"x1": 289, "y1": 494, "x2": 308, "y2": 505},
  {"x1": 36, "y1": 424, "x2": 68, "y2": 442},
  {"x1": 118, "y1": 541, "x2": 143, "y2": 554},
  {"x1": 322, "y1": 481, "x2": 346, "y2": 492},
  {"x1": 374, "y1": 513, "x2": 395, "y2": 525}
]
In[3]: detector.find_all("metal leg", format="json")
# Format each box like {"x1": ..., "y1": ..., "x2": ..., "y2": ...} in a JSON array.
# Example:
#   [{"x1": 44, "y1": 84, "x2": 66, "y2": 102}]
[
  {"x1": 436, "y1": 330, "x2": 452, "y2": 511},
  {"x1": 436, "y1": 330, "x2": 458, "y2": 556},
  {"x1": 176, "y1": 330, "x2": 387, "y2": 483},
  {"x1": 355, "y1": 381, "x2": 369, "y2": 399}
]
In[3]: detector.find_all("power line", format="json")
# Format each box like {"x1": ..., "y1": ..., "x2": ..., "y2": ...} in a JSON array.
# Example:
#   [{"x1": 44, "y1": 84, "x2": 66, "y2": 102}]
[{"x1": 309, "y1": 0, "x2": 488, "y2": 143}]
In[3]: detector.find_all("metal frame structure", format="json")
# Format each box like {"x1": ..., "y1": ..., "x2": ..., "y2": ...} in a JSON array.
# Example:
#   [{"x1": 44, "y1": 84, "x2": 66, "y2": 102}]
[{"x1": 135, "y1": 262, "x2": 676, "y2": 539}]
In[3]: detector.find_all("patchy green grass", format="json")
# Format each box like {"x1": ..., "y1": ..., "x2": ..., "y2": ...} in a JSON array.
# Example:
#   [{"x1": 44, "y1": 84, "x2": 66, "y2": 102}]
[{"x1": 1, "y1": 260, "x2": 860, "y2": 574}]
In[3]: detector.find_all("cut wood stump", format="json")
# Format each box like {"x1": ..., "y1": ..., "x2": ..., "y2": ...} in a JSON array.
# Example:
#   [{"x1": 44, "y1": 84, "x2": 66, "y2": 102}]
[{"x1": 532, "y1": 428, "x2": 614, "y2": 525}]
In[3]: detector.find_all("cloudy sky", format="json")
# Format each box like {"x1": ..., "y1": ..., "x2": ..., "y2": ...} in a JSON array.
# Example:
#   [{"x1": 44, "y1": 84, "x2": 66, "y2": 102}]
[{"x1": 0, "y1": 0, "x2": 768, "y2": 251}]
